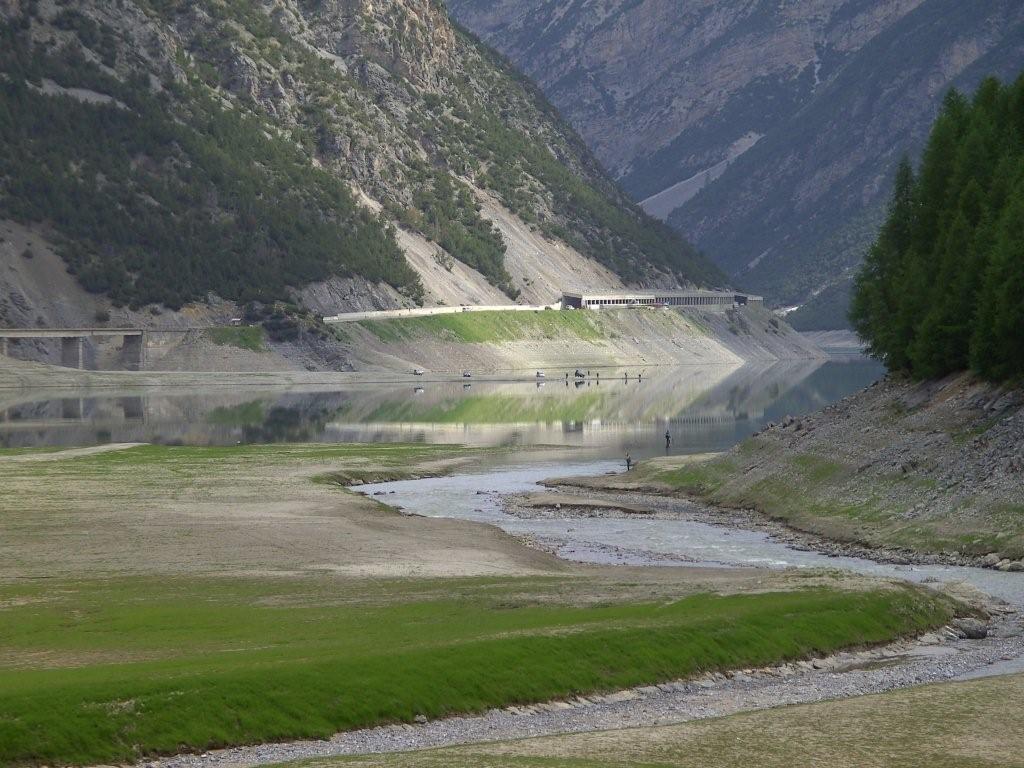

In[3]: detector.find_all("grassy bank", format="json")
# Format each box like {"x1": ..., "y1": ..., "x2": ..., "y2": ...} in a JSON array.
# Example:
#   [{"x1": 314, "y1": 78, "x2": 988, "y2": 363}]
[
  {"x1": 206, "y1": 326, "x2": 267, "y2": 352},
  {"x1": 0, "y1": 577, "x2": 955, "y2": 766},
  {"x1": 287, "y1": 673, "x2": 1024, "y2": 768},
  {"x1": 618, "y1": 435, "x2": 1024, "y2": 560},
  {"x1": 358, "y1": 309, "x2": 608, "y2": 344}
]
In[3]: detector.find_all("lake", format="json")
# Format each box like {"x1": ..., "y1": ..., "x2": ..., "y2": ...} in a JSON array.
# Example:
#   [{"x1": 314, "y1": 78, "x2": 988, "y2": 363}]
[{"x1": 0, "y1": 357, "x2": 883, "y2": 456}]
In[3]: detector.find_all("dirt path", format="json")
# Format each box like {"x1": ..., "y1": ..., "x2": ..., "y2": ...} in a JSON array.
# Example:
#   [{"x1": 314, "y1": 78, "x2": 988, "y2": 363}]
[{"x1": 0, "y1": 443, "x2": 145, "y2": 462}]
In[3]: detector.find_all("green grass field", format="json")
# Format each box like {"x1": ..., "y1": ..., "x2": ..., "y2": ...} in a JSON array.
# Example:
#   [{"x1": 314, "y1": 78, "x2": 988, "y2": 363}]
[
  {"x1": 0, "y1": 578, "x2": 954, "y2": 766},
  {"x1": 0, "y1": 446, "x2": 64, "y2": 456},
  {"x1": 358, "y1": 310, "x2": 607, "y2": 344},
  {"x1": 206, "y1": 326, "x2": 267, "y2": 352}
]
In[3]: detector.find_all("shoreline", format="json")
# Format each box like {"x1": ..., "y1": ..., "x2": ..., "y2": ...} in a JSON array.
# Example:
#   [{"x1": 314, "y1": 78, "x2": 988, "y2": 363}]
[
  {"x1": 521, "y1": 482, "x2": 997, "y2": 570},
  {"x1": 0, "y1": 358, "x2": 743, "y2": 392}
]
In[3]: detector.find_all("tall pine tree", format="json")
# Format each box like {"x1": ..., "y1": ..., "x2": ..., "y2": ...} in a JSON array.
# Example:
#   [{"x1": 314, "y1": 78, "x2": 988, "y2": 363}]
[
  {"x1": 971, "y1": 183, "x2": 1024, "y2": 381},
  {"x1": 851, "y1": 73, "x2": 1024, "y2": 382}
]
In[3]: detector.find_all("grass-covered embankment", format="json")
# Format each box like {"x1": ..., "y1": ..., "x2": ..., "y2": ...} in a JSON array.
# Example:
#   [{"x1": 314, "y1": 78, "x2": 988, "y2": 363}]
[
  {"x1": 615, "y1": 443, "x2": 1020, "y2": 559},
  {"x1": 348, "y1": 307, "x2": 736, "y2": 371},
  {"x1": 206, "y1": 326, "x2": 267, "y2": 352},
  {"x1": 359, "y1": 309, "x2": 608, "y2": 344},
  {"x1": 288, "y1": 672, "x2": 1024, "y2": 768},
  {"x1": 0, "y1": 577, "x2": 956, "y2": 767}
]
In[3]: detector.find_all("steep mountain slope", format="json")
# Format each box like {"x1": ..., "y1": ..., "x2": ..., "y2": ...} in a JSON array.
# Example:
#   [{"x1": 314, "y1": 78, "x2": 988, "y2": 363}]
[
  {"x1": 447, "y1": 0, "x2": 1024, "y2": 323},
  {"x1": 0, "y1": 0, "x2": 720, "y2": 325}
]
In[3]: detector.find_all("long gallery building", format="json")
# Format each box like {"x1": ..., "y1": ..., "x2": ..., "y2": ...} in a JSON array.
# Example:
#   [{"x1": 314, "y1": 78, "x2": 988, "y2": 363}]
[{"x1": 561, "y1": 290, "x2": 763, "y2": 310}]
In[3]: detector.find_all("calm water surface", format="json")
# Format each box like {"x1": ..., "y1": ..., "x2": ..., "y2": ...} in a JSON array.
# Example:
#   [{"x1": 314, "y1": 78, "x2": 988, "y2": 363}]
[{"x1": 0, "y1": 358, "x2": 882, "y2": 456}]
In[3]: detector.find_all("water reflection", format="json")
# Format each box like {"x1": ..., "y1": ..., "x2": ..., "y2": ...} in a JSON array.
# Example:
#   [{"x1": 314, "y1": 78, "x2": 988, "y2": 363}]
[{"x1": 0, "y1": 358, "x2": 884, "y2": 455}]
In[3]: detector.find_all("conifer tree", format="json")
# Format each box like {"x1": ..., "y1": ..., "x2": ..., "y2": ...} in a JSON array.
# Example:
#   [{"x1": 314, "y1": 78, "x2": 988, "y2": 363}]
[
  {"x1": 852, "y1": 74, "x2": 1024, "y2": 382},
  {"x1": 850, "y1": 157, "x2": 916, "y2": 367},
  {"x1": 971, "y1": 186, "x2": 1024, "y2": 380}
]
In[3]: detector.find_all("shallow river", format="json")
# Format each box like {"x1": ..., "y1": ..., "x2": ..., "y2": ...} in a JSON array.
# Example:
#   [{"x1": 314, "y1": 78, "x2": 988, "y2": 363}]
[{"x1": 359, "y1": 460, "x2": 1024, "y2": 607}]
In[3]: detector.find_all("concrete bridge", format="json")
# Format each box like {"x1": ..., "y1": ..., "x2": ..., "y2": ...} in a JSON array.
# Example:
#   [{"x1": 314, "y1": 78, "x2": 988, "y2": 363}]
[{"x1": 0, "y1": 328, "x2": 146, "y2": 370}]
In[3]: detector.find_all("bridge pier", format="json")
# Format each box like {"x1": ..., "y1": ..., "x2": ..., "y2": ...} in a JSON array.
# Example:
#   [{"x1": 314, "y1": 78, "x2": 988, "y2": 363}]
[
  {"x1": 120, "y1": 397, "x2": 144, "y2": 420},
  {"x1": 121, "y1": 333, "x2": 146, "y2": 371},
  {"x1": 2, "y1": 328, "x2": 145, "y2": 370},
  {"x1": 60, "y1": 337, "x2": 84, "y2": 369},
  {"x1": 61, "y1": 398, "x2": 83, "y2": 420}
]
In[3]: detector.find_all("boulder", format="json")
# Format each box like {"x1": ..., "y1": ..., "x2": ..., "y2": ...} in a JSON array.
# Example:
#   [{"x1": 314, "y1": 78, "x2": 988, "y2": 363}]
[
  {"x1": 996, "y1": 559, "x2": 1024, "y2": 572},
  {"x1": 952, "y1": 617, "x2": 988, "y2": 639}
]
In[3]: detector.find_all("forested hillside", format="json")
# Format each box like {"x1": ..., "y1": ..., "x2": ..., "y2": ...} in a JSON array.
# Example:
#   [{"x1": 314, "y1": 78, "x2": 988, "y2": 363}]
[
  {"x1": 0, "y1": 1, "x2": 718, "y2": 313},
  {"x1": 851, "y1": 75, "x2": 1024, "y2": 381}
]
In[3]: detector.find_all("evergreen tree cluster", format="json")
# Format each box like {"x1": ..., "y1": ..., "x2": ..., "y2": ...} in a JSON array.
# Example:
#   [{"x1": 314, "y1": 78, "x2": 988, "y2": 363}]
[{"x1": 851, "y1": 75, "x2": 1024, "y2": 382}]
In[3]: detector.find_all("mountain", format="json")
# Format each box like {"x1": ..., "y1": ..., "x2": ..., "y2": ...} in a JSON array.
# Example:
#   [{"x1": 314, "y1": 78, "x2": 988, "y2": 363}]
[
  {"x1": 446, "y1": 0, "x2": 1024, "y2": 326},
  {"x1": 0, "y1": 0, "x2": 721, "y2": 326}
]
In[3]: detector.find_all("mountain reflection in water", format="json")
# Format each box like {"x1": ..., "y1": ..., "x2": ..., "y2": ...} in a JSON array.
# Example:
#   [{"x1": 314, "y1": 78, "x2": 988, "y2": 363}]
[{"x1": 0, "y1": 359, "x2": 883, "y2": 457}]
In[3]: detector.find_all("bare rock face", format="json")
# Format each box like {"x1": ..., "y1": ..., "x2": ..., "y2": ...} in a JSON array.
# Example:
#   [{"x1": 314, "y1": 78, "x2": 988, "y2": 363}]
[
  {"x1": 225, "y1": 51, "x2": 261, "y2": 102},
  {"x1": 448, "y1": 0, "x2": 1024, "y2": 317},
  {"x1": 295, "y1": 276, "x2": 410, "y2": 317}
]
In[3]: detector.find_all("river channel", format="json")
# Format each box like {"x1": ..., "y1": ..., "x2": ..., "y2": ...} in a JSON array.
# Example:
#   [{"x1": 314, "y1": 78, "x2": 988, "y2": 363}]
[{"x1": 334, "y1": 355, "x2": 1024, "y2": 613}]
